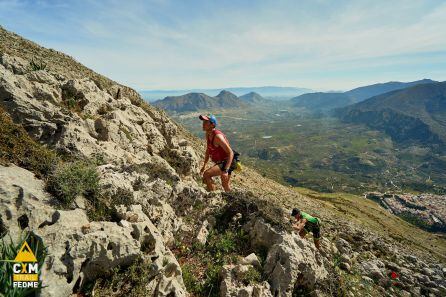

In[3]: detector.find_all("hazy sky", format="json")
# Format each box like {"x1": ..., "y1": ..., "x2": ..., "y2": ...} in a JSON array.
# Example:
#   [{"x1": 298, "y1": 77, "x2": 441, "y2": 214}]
[{"x1": 1, "y1": 0, "x2": 445, "y2": 91}]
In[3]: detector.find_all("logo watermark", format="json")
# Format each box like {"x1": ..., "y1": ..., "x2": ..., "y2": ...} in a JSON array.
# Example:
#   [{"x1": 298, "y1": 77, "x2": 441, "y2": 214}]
[{"x1": 11, "y1": 241, "x2": 40, "y2": 288}]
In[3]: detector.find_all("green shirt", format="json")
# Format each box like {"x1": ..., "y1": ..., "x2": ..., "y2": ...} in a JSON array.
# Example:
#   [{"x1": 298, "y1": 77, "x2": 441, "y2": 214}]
[{"x1": 301, "y1": 211, "x2": 319, "y2": 225}]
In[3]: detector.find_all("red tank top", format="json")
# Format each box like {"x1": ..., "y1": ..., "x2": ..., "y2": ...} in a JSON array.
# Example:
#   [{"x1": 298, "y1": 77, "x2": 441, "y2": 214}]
[{"x1": 207, "y1": 129, "x2": 229, "y2": 162}]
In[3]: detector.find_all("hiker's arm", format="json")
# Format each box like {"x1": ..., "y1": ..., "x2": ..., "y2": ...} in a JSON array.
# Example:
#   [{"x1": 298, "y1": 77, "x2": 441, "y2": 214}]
[
  {"x1": 293, "y1": 219, "x2": 307, "y2": 232},
  {"x1": 215, "y1": 134, "x2": 234, "y2": 172}
]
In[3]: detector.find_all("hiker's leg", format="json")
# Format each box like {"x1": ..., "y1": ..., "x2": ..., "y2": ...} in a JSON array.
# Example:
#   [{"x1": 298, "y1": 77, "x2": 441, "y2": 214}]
[
  {"x1": 299, "y1": 229, "x2": 307, "y2": 238},
  {"x1": 221, "y1": 159, "x2": 236, "y2": 192},
  {"x1": 221, "y1": 173, "x2": 231, "y2": 192},
  {"x1": 203, "y1": 165, "x2": 221, "y2": 191},
  {"x1": 313, "y1": 225, "x2": 321, "y2": 250},
  {"x1": 314, "y1": 238, "x2": 320, "y2": 250}
]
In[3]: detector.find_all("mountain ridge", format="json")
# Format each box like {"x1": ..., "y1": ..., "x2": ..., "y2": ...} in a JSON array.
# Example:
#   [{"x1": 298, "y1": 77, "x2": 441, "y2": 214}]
[
  {"x1": 140, "y1": 86, "x2": 313, "y2": 101},
  {"x1": 290, "y1": 79, "x2": 439, "y2": 113},
  {"x1": 153, "y1": 90, "x2": 246, "y2": 112},
  {"x1": 337, "y1": 81, "x2": 446, "y2": 147}
]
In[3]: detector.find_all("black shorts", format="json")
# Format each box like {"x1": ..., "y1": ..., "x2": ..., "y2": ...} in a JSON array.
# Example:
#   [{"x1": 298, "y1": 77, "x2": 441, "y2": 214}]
[
  {"x1": 216, "y1": 158, "x2": 237, "y2": 175},
  {"x1": 303, "y1": 222, "x2": 321, "y2": 239}
]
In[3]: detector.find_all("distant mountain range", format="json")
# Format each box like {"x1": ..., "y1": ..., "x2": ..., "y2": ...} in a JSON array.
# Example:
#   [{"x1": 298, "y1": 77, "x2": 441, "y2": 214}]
[
  {"x1": 239, "y1": 92, "x2": 269, "y2": 104},
  {"x1": 291, "y1": 79, "x2": 437, "y2": 112},
  {"x1": 152, "y1": 90, "x2": 248, "y2": 112},
  {"x1": 337, "y1": 81, "x2": 446, "y2": 147},
  {"x1": 140, "y1": 86, "x2": 312, "y2": 102}
]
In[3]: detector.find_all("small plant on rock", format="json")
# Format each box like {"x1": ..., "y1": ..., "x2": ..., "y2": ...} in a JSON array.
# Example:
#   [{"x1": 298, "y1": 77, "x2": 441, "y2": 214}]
[
  {"x1": 29, "y1": 58, "x2": 47, "y2": 71},
  {"x1": 46, "y1": 160, "x2": 99, "y2": 207},
  {"x1": 240, "y1": 266, "x2": 262, "y2": 285}
]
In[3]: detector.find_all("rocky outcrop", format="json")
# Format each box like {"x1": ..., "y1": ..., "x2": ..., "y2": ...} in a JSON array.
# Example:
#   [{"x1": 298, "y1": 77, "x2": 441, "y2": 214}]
[
  {"x1": 0, "y1": 165, "x2": 187, "y2": 297},
  {"x1": 0, "y1": 53, "x2": 199, "y2": 174},
  {"x1": 244, "y1": 217, "x2": 328, "y2": 297},
  {"x1": 220, "y1": 256, "x2": 273, "y2": 297}
]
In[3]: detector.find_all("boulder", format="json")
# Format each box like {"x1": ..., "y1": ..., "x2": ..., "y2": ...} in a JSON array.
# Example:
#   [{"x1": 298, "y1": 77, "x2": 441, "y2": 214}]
[
  {"x1": 264, "y1": 234, "x2": 328, "y2": 296},
  {"x1": 360, "y1": 260, "x2": 385, "y2": 282},
  {"x1": 239, "y1": 253, "x2": 261, "y2": 270},
  {"x1": 335, "y1": 238, "x2": 352, "y2": 255},
  {"x1": 243, "y1": 217, "x2": 283, "y2": 249},
  {"x1": 196, "y1": 219, "x2": 210, "y2": 245}
]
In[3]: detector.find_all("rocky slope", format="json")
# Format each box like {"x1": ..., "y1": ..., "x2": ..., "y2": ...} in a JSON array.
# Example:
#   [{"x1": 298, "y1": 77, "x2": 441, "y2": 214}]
[{"x1": 0, "y1": 26, "x2": 446, "y2": 297}]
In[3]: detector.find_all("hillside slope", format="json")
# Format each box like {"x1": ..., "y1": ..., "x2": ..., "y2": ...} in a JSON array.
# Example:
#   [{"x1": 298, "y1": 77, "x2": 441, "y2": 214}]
[
  {"x1": 0, "y1": 26, "x2": 445, "y2": 297},
  {"x1": 337, "y1": 81, "x2": 446, "y2": 147},
  {"x1": 345, "y1": 79, "x2": 437, "y2": 101},
  {"x1": 240, "y1": 92, "x2": 269, "y2": 104},
  {"x1": 291, "y1": 79, "x2": 438, "y2": 113},
  {"x1": 291, "y1": 92, "x2": 355, "y2": 112}
]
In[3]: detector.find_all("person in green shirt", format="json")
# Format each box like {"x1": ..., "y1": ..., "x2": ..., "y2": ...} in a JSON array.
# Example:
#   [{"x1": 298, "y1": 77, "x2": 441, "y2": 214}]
[{"x1": 291, "y1": 208, "x2": 321, "y2": 250}]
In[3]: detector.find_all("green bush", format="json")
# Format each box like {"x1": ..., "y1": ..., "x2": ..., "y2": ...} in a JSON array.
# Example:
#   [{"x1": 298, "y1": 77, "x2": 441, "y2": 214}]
[
  {"x1": 29, "y1": 58, "x2": 47, "y2": 71},
  {"x1": 0, "y1": 232, "x2": 47, "y2": 297},
  {"x1": 240, "y1": 266, "x2": 261, "y2": 285},
  {"x1": 202, "y1": 263, "x2": 221, "y2": 297},
  {"x1": 46, "y1": 161, "x2": 99, "y2": 206},
  {"x1": 399, "y1": 211, "x2": 432, "y2": 231},
  {"x1": 182, "y1": 264, "x2": 203, "y2": 294},
  {"x1": 210, "y1": 230, "x2": 237, "y2": 255},
  {"x1": 88, "y1": 257, "x2": 153, "y2": 296}
]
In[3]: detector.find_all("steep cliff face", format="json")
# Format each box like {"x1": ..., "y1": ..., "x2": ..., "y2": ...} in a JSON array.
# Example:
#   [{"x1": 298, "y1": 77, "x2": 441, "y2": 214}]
[{"x1": 1, "y1": 27, "x2": 445, "y2": 297}]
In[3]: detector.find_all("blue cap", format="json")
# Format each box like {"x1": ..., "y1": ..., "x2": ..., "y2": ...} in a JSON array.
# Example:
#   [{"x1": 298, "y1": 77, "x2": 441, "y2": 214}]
[{"x1": 199, "y1": 114, "x2": 218, "y2": 126}]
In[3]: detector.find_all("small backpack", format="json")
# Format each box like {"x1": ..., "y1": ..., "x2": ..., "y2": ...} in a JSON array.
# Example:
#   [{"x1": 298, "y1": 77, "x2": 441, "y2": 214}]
[{"x1": 233, "y1": 150, "x2": 242, "y2": 172}]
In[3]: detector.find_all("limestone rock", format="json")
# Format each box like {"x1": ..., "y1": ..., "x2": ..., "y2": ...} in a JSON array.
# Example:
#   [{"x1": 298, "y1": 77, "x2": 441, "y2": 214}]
[
  {"x1": 0, "y1": 53, "x2": 29, "y2": 74},
  {"x1": 244, "y1": 217, "x2": 283, "y2": 249},
  {"x1": 263, "y1": 234, "x2": 328, "y2": 296},
  {"x1": 335, "y1": 238, "x2": 352, "y2": 255},
  {"x1": 220, "y1": 264, "x2": 273, "y2": 297},
  {"x1": 360, "y1": 259, "x2": 385, "y2": 282},
  {"x1": 0, "y1": 165, "x2": 187, "y2": 297},
  {"x1": 0, "y1": 53, "x2": 200, "y2": 173},
  {"x1": 247, "y1": 218, "x2": 327, "y2": 297},
  {"x1": 239, "y1": 253, "x2": 261, "y2": 270},
  {"x1": 196, "y1": 219, "x2": 210, "y2": 245}
]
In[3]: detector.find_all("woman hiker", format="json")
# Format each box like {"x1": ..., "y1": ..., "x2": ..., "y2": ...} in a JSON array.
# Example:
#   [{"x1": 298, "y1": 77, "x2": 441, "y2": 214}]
[{"x1": 199, "y1": 114, "x2": 237, "y2": 192}]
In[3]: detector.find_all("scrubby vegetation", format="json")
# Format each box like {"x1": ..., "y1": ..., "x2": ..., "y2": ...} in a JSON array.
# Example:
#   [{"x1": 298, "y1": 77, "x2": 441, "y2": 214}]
[
  {"x1": 46, "y1": 161, "x2": 100, "y2": 206},
  {"x1": 175, "y1": 228, "x2": 255, "y2": 296},
  {"x1": 0, "y1": 107, "x2": 124, "y2": 221},
  {"x1": 0, "y1": 107, "x2": 57, "y2": 177},
  {"x1": 29, "y1": 58, "x2": 47, "y2": 71},
  {"x1": 169, "y1": 193, "x2": 279, "y2": 297}
]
